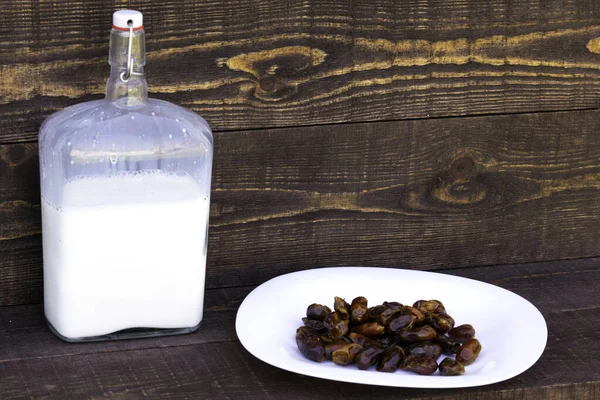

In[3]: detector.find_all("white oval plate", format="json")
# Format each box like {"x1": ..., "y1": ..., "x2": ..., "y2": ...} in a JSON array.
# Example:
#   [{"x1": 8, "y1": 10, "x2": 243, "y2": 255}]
[{"x1": 236, "y1": 267, "x2": 547, "y2": 388}]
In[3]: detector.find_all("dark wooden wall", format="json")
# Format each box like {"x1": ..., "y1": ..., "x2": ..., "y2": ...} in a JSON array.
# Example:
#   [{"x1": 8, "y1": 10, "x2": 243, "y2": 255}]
[{"x1": 1, "y1": 0, "x2": 600, "y2": 307}]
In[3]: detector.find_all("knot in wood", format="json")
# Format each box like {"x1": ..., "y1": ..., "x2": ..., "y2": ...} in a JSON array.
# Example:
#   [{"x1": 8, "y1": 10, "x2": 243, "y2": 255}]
[
  {"x1": 6, "y1": 145, "x2": 29, "y2": 167},
  {"x1": 259, "y1": 76, "x2": 276, "y2": 92},
  {"x1": 8, "y1": 145, "x2": 26, "y2": 167},
  {"x1": 449, "y1": 156, "x2": 474, "y2": 182}
]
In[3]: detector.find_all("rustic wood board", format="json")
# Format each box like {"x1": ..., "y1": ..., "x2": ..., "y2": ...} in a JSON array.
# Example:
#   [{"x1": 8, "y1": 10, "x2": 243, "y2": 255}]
[
  {"x1": 0, "y1": 259, "x2": 598, "y2": 399},
  {"x1": 2, "y1": 109, "x2": 600, "y2": 306},
  {"x1": 3, "y1": 1, "x2": 600, "y2": 141},
  {"x1": 1, "y1": 342, "x2": 598, "y2": 400},
  {"x1": 0, "y1": 286, "x2": 250, "y2": 363}
]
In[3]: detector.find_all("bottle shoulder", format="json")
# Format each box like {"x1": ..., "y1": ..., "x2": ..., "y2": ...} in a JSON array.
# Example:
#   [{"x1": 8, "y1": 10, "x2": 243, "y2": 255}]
[
  {"x1": 148, "y1": 99, "x2": 211, "y2": 131},
  {"x1": 39, "y1": 100, "x2": 105, "y2": 136},
  {"x1": 146, "y1": 99, "x2": 213, "y2": 143},
  {"x1": 39, "y1": 98, "x2": 213, "y2": 151}
]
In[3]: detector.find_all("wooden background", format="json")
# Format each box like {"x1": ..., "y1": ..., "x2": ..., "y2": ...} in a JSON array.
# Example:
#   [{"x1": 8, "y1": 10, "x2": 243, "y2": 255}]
[
  {"x1": 2, "y1": 0, "x2": 600, "y2": 307},
  {"x1": 1, "y1": 1, "x2": 600, "y2": 399}
]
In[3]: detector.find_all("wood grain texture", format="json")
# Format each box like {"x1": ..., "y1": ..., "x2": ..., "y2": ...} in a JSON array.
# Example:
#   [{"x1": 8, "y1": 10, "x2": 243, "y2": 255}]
[
  {"x1": 3, "y1": 1, "x2": 600, "y2": 141},
  {"x1": 1, "y1": 258, "x2": 598, "y2": 362},
  {"x1": 0, "y1": 286, "x2": 251, "y2": 363},
  {"x1": 2, "y1": 109, "x2": 600, "y2": 306},
  {"x1": 1, "y1": 343, "x2": 597, "y2": 400},
  {"x1": 0, "y1": 259, "x2": 599, "y2": 399}
]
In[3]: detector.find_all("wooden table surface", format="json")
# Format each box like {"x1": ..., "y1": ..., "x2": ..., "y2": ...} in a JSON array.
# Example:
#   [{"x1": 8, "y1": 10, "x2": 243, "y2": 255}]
[{"x1": 1, "y1": 258, "x2": 598, "y2": 399}]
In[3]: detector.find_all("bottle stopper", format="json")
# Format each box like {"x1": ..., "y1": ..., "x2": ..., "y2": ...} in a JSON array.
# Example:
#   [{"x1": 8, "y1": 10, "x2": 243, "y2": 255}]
[{"x1": 112, "y1": 10, "x2": 143, "y2": 31}]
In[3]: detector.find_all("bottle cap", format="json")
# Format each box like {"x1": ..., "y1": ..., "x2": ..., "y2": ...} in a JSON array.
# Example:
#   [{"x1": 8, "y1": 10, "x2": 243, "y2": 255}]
[{"x1": 112, "y1": 10, "x2": 143, "y2": 31}]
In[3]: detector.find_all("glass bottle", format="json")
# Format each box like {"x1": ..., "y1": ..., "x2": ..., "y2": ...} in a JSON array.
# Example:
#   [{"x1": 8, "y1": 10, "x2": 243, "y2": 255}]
[{"x1": 38, "y1": 10, "x2": 213, "y2": 342}]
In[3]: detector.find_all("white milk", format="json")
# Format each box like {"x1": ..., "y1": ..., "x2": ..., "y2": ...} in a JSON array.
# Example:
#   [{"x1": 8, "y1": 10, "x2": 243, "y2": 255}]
[{"x1": 42, "y1": 171, "x2": 210, "y2": 339}]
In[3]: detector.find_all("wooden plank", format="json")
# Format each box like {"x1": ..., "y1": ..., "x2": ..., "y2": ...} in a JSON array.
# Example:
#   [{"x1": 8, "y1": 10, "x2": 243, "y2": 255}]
[
  {"x1": 0, "y1": 343, "x2": 597, "y2": 400},
  {"x1": 3, "y1": 1, "x2": 600, "y2": 141},
  {"x1": 0, "y1": 259, "x2": 599, "y2": 399},
  {"x1": 1, "y1": 258, "x2": 598, "y2": 362},
  {"x1": 0, "y1": 286, "x2": 251, "y2": 363},
  {"x1": 0, "y1": 236, "x2": 42, "y2": 306},
  {"x1": 2, "y1": 109, "x2": 600, "y2": 306}
]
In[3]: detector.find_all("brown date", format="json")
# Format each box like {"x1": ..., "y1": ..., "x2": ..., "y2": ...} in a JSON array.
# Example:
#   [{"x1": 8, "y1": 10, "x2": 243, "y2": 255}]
[
  {"x1": 448, "y1": 324, "x2": 476, "y2": 343},
  {"x1": 356, "y1": 345, "x2": 385, "y2": 370},
  {"x1": 351, "y1": 322, "x2": 386, "y2": 338},
  {"x1": 296, "y1": 326, "x2": 325, "y2": 362},
  {"x1": 401, "y1": 355, "x2": 438, "y2": 375},
  {"x1": 378, "y1": 334, "x2": 401, "y2": 348},
  {"x1": 332, "y1": 343, "x2": 363, "y2": 366},
  {"x1": 456, "y1": 338, "x2": 482, "y2": 366},
  {"x1": 366, "y1": 305, "x2": 386, "y2": 322},
  {"x1": 413, "y1": 300, "x2": 446, "y2": 314},
  {"x1": 435, "y1": 335, "x2": 461, "y2": 355},
  {"x1": 306, "y1": 303, "x2": 332, "y2": 321},
  {"x1": 439, "y1": 358, "x2": 465, "y2": 376},
  {"x1": 376, "y1": 346, "x2": 405, "y2": 373},
  {"x1": 334, "y1": 297, "x2": 351, "y2": 320},
  {"x1": 427, "y1": 312, "x2": 455, "y2": 334},
  {"x1": 348, "y1": 332, "x2": 380, "y2": 347},
  {"x1": 398, "y1": 325, "x2": 438, "y2": 342},
  {"x1": 324, "y1": 338, "x2": 351, "y2": 360},
  {"x1": 367, "y1": 304, "x2": 402, "y2": 325},
  {"x1": 402, "y1": 306, "x2": 426, "y2": 325},
  {"x1": 382, "y1": 301, "x2": 404, "y2": 313},
  {"x1": 350, "y1": 296, "x2": 368, "y2": 324},
  {"x1": 388, "y1": 313, "x2": 416, "y2": 333},
  {"x1": 323, "y1": 312, "x2": 349, "y2": 339},
  {"x1": 404, "y1": 341, "x2": 443, "y2": 359},
  {"x1": 302, "y1": 317, "x2": 325, "y2": 334}
]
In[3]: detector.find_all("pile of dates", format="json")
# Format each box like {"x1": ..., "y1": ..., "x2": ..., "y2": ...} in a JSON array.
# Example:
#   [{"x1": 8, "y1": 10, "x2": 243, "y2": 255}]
[{"x1": 296, "y1": 297, "x2": 481, "y2": 376}]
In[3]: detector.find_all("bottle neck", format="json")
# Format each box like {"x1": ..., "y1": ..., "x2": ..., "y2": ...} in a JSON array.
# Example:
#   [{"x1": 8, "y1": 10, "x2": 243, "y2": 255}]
[{"x1": 106, "y1": 28, "x2": 148, "y2": 105}]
